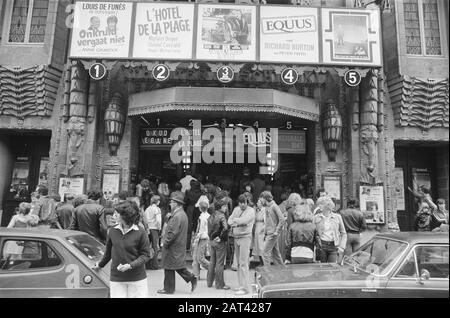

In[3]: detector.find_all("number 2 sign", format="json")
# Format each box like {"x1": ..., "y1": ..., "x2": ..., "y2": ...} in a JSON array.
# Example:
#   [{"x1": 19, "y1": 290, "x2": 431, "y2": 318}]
[
  {"x1": 152, "y1": 64, "x2": 170, "y2": 82},
  {"x1": 281, "y1": 68, "x2": 299, "y2": 85},
  {"x1": 89, "y1": 63, "x2": 107, "y2": 81}
]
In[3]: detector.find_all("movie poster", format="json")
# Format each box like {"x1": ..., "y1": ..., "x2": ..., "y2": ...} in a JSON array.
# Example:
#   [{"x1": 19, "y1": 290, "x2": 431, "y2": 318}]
[
  {"x1": 102, "y1": 169, "x2": 121, "y2": 200},
  {"x1": 322, "y1": 8, "x2": 381, "y2": 65},
  {"x1": 58, "y1": 177, "x2": 84, "y2": 201},
  {"x1": 133, "y1": 3, "x2": 195, "y2": 59},
  {"x1": 392, "y1": 167, "x2": 405, "y2": 211},
  {"x1": 8, "y1": 157, "x2": 29, "y2": 200},
  {"x1": 196, "y1": 4, "x2": 256, "y2": 61},
  {"x1": 259, "y1": 6, "x2": 319, "y2": 63},
  {"x1": 323, "y1": 175, "x2": 341, "y2": 210},
  {"x1": 360, "y1": 185, "x2": 385, "y2": 224},
  {"x1": 70, "y1": 2, "x2": 133, "y2": 58}
]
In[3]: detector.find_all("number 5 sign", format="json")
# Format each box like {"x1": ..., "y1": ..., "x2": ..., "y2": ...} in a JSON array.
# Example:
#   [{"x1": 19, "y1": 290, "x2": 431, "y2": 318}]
[
  {"x1": 344, "y1": 70, "x2": 362, "y2": 87},
  {"x1": 281, "y1": 68, "x2": 299, "y2": 85},
  {"x1": 89, "y1": 63, "x2": 107, "y2": 81}
]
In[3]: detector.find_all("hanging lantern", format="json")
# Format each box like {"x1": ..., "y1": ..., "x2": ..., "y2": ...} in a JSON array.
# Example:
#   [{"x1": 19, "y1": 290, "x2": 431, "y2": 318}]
[
  {"x1": 321, "y1": 99, "x2": 342, "y2": 162},
  {"x1": 104, "y1": 93, "x2": 125, "y2": 156}
]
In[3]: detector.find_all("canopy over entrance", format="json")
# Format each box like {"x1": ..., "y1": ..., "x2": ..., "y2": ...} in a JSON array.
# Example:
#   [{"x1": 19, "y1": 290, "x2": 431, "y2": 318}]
[{"x1": 128, "y1": 87, "x2": 320, "y2": 122}]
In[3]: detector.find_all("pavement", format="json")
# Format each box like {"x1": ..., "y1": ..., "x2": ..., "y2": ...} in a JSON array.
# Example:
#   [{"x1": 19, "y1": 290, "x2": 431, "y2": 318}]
[{"x1": 146, "y1": 260, "x2": 256, "y2": 298}]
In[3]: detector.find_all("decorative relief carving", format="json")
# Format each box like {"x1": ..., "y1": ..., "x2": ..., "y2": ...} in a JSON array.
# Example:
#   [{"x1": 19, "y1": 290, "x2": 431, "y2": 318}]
[
  {"x1": 0, "y1": 65, "x2": 62, "y2": 119},
  {"x1": 388, "y1": 75, "x2": 449, "y2": 130},
  {"x1": 64, "y1": 61, "x2": 88, "y2": 177}
]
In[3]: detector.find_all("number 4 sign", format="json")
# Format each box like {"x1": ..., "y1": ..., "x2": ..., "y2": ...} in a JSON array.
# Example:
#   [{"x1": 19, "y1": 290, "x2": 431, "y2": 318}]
[
  {"x1": 281, "y1": 68, "x2": 299, "y2": 85},
  {"x1": 344, "y1": 70, "x2": 362, "y2": 87},
  {"x1": 89, "y1": 63, "x2": 107, "y2": 81},
  {"x1": 152, "y1": 64, "x2": 170, "y2": 82}
]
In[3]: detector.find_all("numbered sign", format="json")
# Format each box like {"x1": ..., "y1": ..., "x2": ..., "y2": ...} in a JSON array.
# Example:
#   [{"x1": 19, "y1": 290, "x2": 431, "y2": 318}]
[
  {"x1": 281, "y1": 68, "x2": 299, "y2": 85},
  {"x1": 216, "y1": 66, "x2": 234, "y2": 83},
  {"x1": 344, "y1": 70, "x2": 362, "y2": 87},
  {"x1": 89, "y1": 63, "x2": 107, "y2": 81},
  {"x1": 152, "y1": 64, "x2": 170, "y2": 82}
]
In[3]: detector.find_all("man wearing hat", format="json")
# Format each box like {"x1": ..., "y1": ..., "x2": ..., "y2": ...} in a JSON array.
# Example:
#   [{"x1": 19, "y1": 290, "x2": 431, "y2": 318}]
[{"x1": 158, "y1": 191, "x2": 197, "y2": 294}]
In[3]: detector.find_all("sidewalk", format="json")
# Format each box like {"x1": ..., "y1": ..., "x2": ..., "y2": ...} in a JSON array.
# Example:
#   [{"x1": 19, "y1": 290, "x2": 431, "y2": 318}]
[{"x1": 146, "y1": 263, "x2": 256, "y2": 298}]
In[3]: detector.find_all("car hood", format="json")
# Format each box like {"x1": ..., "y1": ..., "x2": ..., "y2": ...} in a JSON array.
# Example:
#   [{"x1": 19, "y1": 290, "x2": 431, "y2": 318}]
[{"x1": 256, "y1": 263, "x2": 369, "y2": 288}]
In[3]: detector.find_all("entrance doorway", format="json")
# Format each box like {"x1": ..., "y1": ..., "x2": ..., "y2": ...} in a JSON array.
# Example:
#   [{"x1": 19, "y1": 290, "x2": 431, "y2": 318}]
[
  {"x1": 394, "y1": 143, "x2": 447, "y2": 231},
  {"x1": 0, "y1": 132, "x2": 51, "y2": 226}
]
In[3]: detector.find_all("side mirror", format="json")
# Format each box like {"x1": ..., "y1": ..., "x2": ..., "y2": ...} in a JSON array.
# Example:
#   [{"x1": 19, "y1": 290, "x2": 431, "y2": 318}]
[{"x1": 420, "y1": 269, "x2": 430, "y2": 281}]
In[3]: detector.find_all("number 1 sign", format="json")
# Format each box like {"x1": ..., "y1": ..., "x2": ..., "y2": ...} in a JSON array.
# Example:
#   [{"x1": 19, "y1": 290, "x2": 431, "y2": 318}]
[{"x1": 89, "y1": 63, "x2": 107, "y2": 81}]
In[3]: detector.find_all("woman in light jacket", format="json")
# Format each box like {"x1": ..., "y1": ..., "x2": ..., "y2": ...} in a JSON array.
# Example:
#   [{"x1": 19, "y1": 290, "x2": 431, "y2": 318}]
[
  {"x1": 314, "y1": 197, "x2": 347, "y2": 263},
  {"x1": 286, "y1": 200, "x2": 320, "y2": 264}
]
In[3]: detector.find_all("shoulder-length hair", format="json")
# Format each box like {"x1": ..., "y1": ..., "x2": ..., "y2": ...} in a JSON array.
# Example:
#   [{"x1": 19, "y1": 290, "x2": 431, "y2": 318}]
[{"x1": 293, "y1": 201, "x2": 314, "y2": 222}]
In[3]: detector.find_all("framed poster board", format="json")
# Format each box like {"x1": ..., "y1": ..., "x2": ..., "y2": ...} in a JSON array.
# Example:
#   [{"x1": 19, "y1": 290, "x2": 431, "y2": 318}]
[
  {"x1": 8, "y1": 157, "x2": 30, "y2": 200},
  {"x1": 102, "y1": 169, "x2": 122, "y2": 200},
  {"x1": 322, "y1": 174, "x2": 342, "y2": 210},
  {"x1": 70, "y1": 1, "x2": 133, "y2": 58},
  {"x1": 392, "y1": 167, "x2": 405, "y2": 211},
  {"x1": 196, "y1": 4, "x2": 257, "y2": 61},
  {"x1": 360, "y1": 185, "x2": 385, "y2": 224},
  {"x1": 58, "y1": 177, "x2": 85, "y2": 201},
  {"x1": 38, "y1": 157, "x2": 50, "y2": 188}
]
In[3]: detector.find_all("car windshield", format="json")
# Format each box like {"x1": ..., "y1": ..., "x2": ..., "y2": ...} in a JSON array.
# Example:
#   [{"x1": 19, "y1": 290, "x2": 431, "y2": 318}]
[
  {"x1": 346, "y1": 238, "x2": 408, "y2": 275},
  {"x1": 66, "y1": 235, "x2": 105, "y2": 262}
]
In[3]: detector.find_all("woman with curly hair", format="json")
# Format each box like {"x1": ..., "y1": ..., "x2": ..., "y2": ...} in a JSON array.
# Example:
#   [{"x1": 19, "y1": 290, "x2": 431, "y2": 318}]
[
  {"x1": 94, "y1": 200, "x2": 151, "y2": 298},
  {"x1": 285, "y1": 201, "x2": 319, "y2": 264}
]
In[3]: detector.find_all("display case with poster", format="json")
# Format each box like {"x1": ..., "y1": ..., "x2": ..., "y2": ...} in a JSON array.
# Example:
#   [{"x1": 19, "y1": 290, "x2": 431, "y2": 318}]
[
  {"x1": 8, "y1": 157, "x2": 30, "y2": 200},
  {"x1": 322, "y1": 174, "x2": 342, "y2": 210},
  {"x1": 102, "y1": 169, "x2": 121, "y2": 201},
  {"x1": 58, "y1": 177, "x2": 85, "y2": 202},
  {"x1": 359, "y1": 185, "x2": 385, "y2": 224},
  {"x1": 196, "y1": 4, "x2": 257, "y2": 61},
  {"x1": 321, "y1": 8, "x2": 381, "y2": 66},
  {"x1": 38, "y1": 157, "x2": 50, "y2": 188}
]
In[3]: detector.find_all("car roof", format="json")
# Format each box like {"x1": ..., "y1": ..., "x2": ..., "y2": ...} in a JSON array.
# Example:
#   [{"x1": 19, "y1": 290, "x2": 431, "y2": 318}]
[
  {"x1": 0, "y1": 227, "x2": 90, "y2": 240},
  {"x1": 374, "y1": 231, "x2": 449, "y2": 244}
]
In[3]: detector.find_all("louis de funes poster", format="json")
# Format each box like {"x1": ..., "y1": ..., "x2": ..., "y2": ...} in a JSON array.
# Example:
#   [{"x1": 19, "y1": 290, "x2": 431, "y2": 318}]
[
  {"x1": 196, "y1": 5, "x2": 256, "y2": 61},
  {"x1": 70, "y1": 2, "x2": 133, "y2": 58},
  {"x1": 360, "y1": 185, "x2": 385, "y2": 224}
]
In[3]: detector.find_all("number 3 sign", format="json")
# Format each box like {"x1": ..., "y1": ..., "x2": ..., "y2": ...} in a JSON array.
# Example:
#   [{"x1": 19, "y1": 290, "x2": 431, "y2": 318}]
[
  {"x1": 89, "y1": 63, "x2": 107, "y2": 81},
  {"x1": 344, "y1": 70, "x2": 362, "y2": 87},
  {"x1": 152, "y1": 64, "x2": 170, "y2": 82}
]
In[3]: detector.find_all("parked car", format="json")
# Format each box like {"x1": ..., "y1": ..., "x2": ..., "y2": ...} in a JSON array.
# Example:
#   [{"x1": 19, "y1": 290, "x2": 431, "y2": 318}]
[
  {"x1": 0, "y1": 227, "x2": 110, "y2": 297},
  {"x1": 252, "y1": 232, "x2": 449, "y2": 298}
]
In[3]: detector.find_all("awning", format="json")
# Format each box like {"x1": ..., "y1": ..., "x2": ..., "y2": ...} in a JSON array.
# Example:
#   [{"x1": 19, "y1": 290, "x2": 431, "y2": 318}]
[{"x1": 128, "y1": 87, "x2": 320, "y2": 122}]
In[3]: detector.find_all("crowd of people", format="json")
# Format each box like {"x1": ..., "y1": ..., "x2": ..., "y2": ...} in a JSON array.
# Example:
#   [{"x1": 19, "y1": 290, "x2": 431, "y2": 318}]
[{"x1": 6, "y1": 169, "x2": 449, "y2": 298}]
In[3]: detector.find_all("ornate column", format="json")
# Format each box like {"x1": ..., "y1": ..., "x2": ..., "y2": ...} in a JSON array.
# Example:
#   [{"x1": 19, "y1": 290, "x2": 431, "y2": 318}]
[
  {"x1": 65, "y1": 61, "x2": 88, "y2": 177},
  {"x1": 360, "y1": 69, "x2": 382, "y2": 185}
]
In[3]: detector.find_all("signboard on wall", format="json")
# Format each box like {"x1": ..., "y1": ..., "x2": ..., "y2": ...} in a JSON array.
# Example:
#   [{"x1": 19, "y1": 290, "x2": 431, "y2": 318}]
[
  {"x1": 195, "y1": 4, "x2": 257, "y2": 61},
  {"x1": 141, "y1": 128, "x2": 173, "y2": 146},
  {"x1": 133, "y1": 2, "x2": 195, "y2": 59},
  {"x1": 392, "y1": 167, "x2": 405, "y2": 211},
  {"x1": 277, "y1": 131, "x2": 306, "y2": 154},
  {"x1": 259, "y1": 6, "x2": 319, "y2": 63},
  {"x1": 360, "y1": 185, "x2": 385, "y2": 224},
  {"x1": 102, "y1": 169, "x2": 121, "y2": 200},
  {"x1": 322, "y1": 8, "x2": 381, "y2": 66},
  {"x1": 322, "y1": 175, "x2": 342, "y2": 210},
  {"x1": 70, "y1": 2, "x2": 133, "y2": 58},
  {"x1": 58, "y1": 177, "x2": 84, "y2": 201}
]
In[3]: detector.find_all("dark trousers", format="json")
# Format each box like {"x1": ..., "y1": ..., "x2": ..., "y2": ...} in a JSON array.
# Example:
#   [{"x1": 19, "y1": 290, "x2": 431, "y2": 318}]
[
  {"x1": 149, "y1": 229, "x2": 159, "y2": 269},
  {"x1": 319, "y1": 240, "x2": 338, "y2": 263},
  {"x1": 207, "y1": 240, "x2": 227, "y2": 289},
  {"x1": 164, "y1": 268, "x2": 194, "y2": 293},
  {"x1": 344, "y1": 233, "x2": 361, "y2": 256}
]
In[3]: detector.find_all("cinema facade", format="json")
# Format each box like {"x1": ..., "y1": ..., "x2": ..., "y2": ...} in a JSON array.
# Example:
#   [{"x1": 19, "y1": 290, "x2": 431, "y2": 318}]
[{"x1": 0, "y1": 0, "x2": 448, "y2": 233}]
